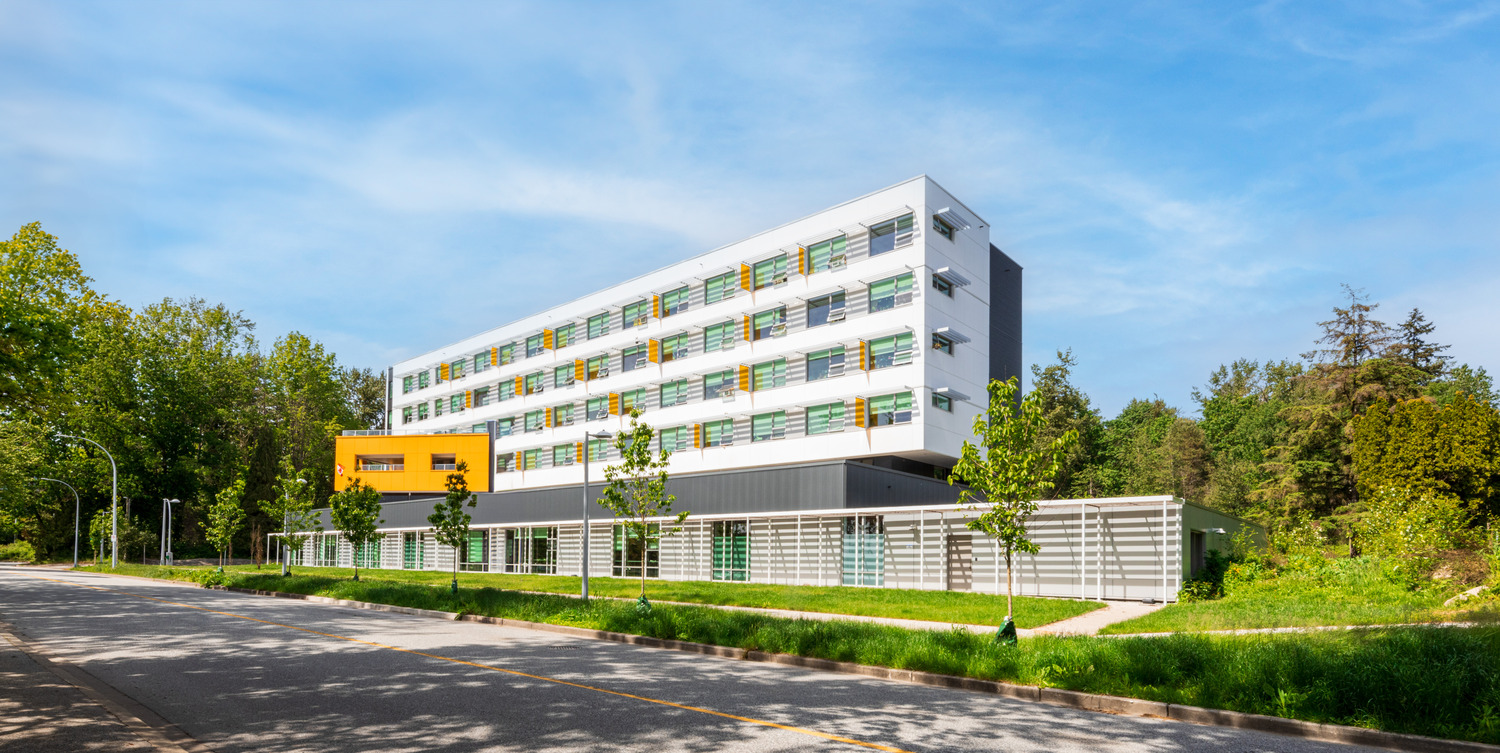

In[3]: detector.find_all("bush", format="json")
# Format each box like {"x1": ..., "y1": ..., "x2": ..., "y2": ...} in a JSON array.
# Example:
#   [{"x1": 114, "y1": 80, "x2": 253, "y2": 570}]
[
  {"x1": 0, "y1": 541, "x2": 36, "y2": 562},
  {"x1": 1357, "y1": 486, "x2": 1477, "y2": 574}
]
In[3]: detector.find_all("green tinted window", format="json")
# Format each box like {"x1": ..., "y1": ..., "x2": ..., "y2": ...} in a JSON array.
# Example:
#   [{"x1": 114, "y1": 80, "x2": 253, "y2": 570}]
[
  {"x1": 806, "y1": 236, "x2": 845, "y2": 273},
  {"x1": 751, "y1": 411, "x2": 786, "y2": 442},
  {"x1": 587, "y1": 313, "x2": 609, "y2": 339},
  {"x1": 806, "y1": 402, "x2": 846, "y2": 434},
  {"x1": 661, "y1": 286, "x2": 690, "y2": 316},
  {"x1": 704, "y1": 321, "x2": 734, "y2": 352},
  {"x1": 705, "y1": 272, "x2": 737, "y2": 304}
]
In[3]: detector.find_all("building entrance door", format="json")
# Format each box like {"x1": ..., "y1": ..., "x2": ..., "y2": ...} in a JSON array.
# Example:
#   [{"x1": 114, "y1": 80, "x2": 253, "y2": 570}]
[{"x1": 946, "y1": 534, "x2": 973, "y2": 591}]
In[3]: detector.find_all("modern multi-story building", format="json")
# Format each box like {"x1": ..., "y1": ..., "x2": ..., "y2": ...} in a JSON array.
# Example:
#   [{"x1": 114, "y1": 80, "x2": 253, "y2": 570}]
[{"x1": 310, "y1": 176, "x2": 1258, "y2": 601}]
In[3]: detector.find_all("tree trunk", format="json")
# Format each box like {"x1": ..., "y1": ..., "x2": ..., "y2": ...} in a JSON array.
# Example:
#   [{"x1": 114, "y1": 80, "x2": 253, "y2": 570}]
[{"x1": 1005, "y1": 549, "x2": 1014, "y2": 622}]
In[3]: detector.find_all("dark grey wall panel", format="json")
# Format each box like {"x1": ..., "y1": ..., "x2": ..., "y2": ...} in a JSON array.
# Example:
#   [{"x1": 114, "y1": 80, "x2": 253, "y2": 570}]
[
  {"x1": 989, "y1": 244, "x2": 1023, "y2": 386},
  {"x1": 316, "y1": 460, "x2": 968, "y2": 529}
]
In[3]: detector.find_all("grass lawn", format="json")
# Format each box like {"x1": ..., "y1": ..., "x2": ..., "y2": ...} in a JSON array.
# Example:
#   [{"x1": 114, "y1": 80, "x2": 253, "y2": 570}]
[
  {"x1": 75, "y1": 564, "x2": 1500, "y2": 743},
  {"x1": 1102, "y1": 559, "x2": 1500, "y2": 635},
  {"x1": 90, "y1": 562, "x2": 1099, "y2": 628}
]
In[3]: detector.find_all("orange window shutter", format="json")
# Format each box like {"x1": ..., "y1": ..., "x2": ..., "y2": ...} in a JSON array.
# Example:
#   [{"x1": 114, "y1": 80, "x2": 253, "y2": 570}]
[
  {"x1": 575, "y1": 359, "x2": 585, "y2": 381},
  {"x1": 545, "y1": 407, "x2": 553, "y2": 428},
  {"x1": 440, "y1": 363, "x2": 449, "y2": 381},
  {"x1": 740, "y1": 263, "x2": 751, "y2": 290},
  {"x1": 648, "y1": 339, "x2": 660, "y2": 363},
  {"x1": 514, "y1": 451, "x2": 522, "y2": 468},
  {"x1": 743, "y1": 315, "x2": 751, "y2": 341},
  {"x1": 855, "y1": 398, "x2": 867, "y2": 427},
  {"x1": 798, "y1": 247, "x2": 806, "y2": 274},
  {"x1": 609, "y1": 393, "x2": 620, "y2": 415},
  {"x1": 653, "y1": 295, "x2": 661, "y2": 318},
  {"x1": 465, "y1": 390, "x2": 472, "y2": 408},
  {"x1": 491, "y1": 347, "x2": 498, "y2": 366},
  {"x1": 738, "y1": 364, "x2": 750, "y2": 393},
  {"x1": 859, "y1": 341, "x2": 868, "y2": 370},
  {"x1": 576, "y1": 442, "x2": 583, "y2": 463},
  {"x1": 515, "y1": 376, "x2": 523, "y2": 393},
  {"x1": 693, "y1": 424, "x2": 701, "y2": 448},
  {"x1": 543, "y1": 329, "x2": 554, "y2": 349}
]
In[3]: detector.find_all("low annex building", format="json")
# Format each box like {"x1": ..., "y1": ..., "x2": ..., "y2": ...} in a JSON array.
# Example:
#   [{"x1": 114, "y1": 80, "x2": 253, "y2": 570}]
[{"x1": 302, "y1": 176, "x2": 1260, "y2": 601}]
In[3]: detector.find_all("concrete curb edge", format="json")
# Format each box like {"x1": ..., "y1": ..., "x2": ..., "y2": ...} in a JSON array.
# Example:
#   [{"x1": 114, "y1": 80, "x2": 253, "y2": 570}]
[{"x1": 213, "y1": 585, "x2": 1499, "y2": 753}]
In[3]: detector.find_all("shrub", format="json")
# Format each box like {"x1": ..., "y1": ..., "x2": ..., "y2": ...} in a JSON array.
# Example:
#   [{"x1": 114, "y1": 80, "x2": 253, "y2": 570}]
[
  {"x1": 1357, "y1": 486, "x2": 1477, "y2": 574},
  {"x1": 0, "y1": 541, "x2": 36, "y2": 562}
]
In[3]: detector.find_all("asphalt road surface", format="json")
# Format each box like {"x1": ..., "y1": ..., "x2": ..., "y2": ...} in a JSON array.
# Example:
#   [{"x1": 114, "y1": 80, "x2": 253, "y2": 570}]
[{"x1": 0, "y1": 567, "x2": 1389, "y2": 753}]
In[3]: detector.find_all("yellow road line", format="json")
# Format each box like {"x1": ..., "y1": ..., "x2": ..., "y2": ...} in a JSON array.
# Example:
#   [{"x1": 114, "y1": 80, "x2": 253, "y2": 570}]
[{"x1": 18, "y1": 571, "x2": 916, "y2": 753}]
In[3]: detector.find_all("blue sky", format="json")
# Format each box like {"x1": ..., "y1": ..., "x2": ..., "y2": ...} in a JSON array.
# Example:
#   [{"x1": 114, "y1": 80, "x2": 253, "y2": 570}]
[{"x1": 4, "y1": 1, "x2": 1497, "y2": 417}]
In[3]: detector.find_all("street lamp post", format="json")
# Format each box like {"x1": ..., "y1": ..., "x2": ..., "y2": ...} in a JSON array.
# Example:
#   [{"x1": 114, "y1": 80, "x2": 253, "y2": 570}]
[
  {"x1": 38, "y1": 478, "x2": 80, "y2": 568},
  {"x1": 282, "y1": 478, "x2": 307, "y2": 576},
  {"x1": 59, "y1": 434, "x2": 117, "y2": 568},
  {"x1": 160, "y1": 498, "x2": 180, "y2": 565},
  {"x1": 581, "y1": 429, "x2": 611, "y2": 602}
]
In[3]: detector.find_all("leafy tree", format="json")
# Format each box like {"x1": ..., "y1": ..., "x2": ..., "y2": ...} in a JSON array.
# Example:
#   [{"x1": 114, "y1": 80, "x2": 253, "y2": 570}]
[
  {"x1": 1355, "y1": 486, "x2": 1475, "y2": 573},
  {"x1": 343, "y1": 367, "x2": 388, "y2": 430},
  {"x1": 600, "y1": 409, "x2": 687, "y2": 604},
  {"x1": 428, "y1": 460, "x2": 477, "y2": 594},
  {"x1": 0, "y1": 420, "x2": 44, "y2": 542},
  {"x1": 948, "y1": 377, "x2": 1077, "y2": 630},
  {"x1": 329, "y1": 477, "x2": 384, "y2": 582},
  {"x1": 116, "y1": 514, "x2": 157, "y2": 565},
  {"x1": 1028, "y1": 350, "x2": 1104, "y2": 498},
  {"x1": 1387, "y1": 308, "x2": 1450, "y2": 383},
  {"x1": 206, "y1": 478, "x2": 246, "y2": 569},
  {"x1": 265, "y1": 333, "x2": 352, "y2": 506},
  {"x1": 0, "y1": 223, "x2": 99, "y2": 416},
  {"x1": 1352, "y1": 395, "x2": 1500, "y2": 513},
  {"x1": 1194, "y1": 360, "x2": 1297, "y2": 517},
  {"x1": 1426, "y1": 364, "x2": 1498, "y2": 409},
  {"x1": 265, "y1": 458, "x2": 320, "y2": 575}
]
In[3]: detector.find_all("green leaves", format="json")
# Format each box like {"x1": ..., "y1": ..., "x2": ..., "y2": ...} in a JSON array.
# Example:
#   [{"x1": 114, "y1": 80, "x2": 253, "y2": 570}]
[
  {"x1": 329, "y1": 477, "x2": 384, "y2": 577},
  {"x1": 599, "y1": 409, "x2": 686, "y2": 597},
  {"x1": 428, "y1": 460, "x2": 477, "y2": 552}
]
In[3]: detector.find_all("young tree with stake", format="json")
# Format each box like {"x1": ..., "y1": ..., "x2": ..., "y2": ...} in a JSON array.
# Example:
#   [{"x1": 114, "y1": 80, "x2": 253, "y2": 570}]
[
  {"x1": 948, "y1": 377, "x2": 1077, "y2": 643},
  {"x1": 428, "y1": 460, "x2": 476, "y2": 595},
  {"x1": 206, "y1": 478, "x2": 246, "y2": 571},
  {"x1": 329, "y1": 477, "x2": 384, "y2": 582},
  {"x1": 600, "y1": 409, "x2": 688, "y2": 610},
  {"x1": 266, "y1": 458, "x2": 321, "y2": 576}
]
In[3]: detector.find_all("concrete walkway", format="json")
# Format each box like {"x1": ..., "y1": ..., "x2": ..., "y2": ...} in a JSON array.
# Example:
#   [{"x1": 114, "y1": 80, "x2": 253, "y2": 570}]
[{"x1": 1025, "y1": 599, "x2": 1164, "y2": 636}]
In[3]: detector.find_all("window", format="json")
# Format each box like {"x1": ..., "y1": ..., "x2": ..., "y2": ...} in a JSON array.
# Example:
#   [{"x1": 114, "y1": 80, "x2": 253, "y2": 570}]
[
  {"x1": 526, "y1": 333, "x2": 545, "y2": 358},
  {"x1": 751, "y1": 411, "x2": 786, "y2": 442},
  {"x1": 868, "y1": 332, "x2": 915, "y2": 369},
  {"x1": 868, "y1": 272, "x2": 915, "y2": 312},
  {"x1": 870, "y1": 214, "x2": 915, "y2": 256},
  {"x1": 659, "y1": 426, "x2": 689, "y2": 453},
  {"x1": 403, "y1": 532, "x2": 424, "y2": 570},
  {"x1": 450, "y1": 360, "x2": 466, "y2": 380},
  {"x1": 417, "y1": 403, "x2": 429, "y2": 420},
  {"x1": 751, "y1": 307, "x2": 786, "y2": 341},
  {"x1": 613, "y1": 523, "x2": 659, "y2": 578},
  {"x1": 552, "y1": 444, "x2": 574, "y2": 467},
  {"x1": 524, "y1": 409, "x2": 545, "y2": 432},
  {"x1": 705, "y1": 272, "x2": 737, "y2": 304},
  {"x1": 402, "y1": 376, "x2": 414, "y2": 394},
  {"x1": 586, "y1": 355, "x2": 609, "y2": 379},
  {"x1": 704, "y1": 321, "x2": 735, "y2": 353},
  {"x1": 498, "y1": 380, "x2": 516, "y2": 402},
  {"x1": 521, "y1": 449, "x2": 540, "y2": 470},
  {"x1": 623, "y1": 300, "x2": 650, "y2": 329},
  {"x1": 704, "y1": 370, "x2": 735, "y2": 400},
  {"x1": 495, "y1": 417, "x2": 514, "y2": 437},
  {"x1": 806, "y1": 402, "x2": 846, "y2": 435},
  {"x1": 553, "y1": 323, "x2": 575, "y2": 349},
  {"x1": 587, "y1": 438, "x2": 608, "y2": 462},
  {"x1": 752, "y1": 255, "x2": 788, "y2": 290},
  {"x1": 659, "y1": 379, "x2": 689, "y2": 408},
  {"x1": 660, "y1": 333, "x2": 689, "y2": 362},
  {"x1": 703, "y1": 418, "x2": 733, "y2": 447},
  {"x1": 474, "y1": 353, "x2": 491, "y2": 374},
  {"x1": 434, "y1": 397, "x2": 445, "y2": 417},
  {"x1": 554, "y1": 364, "x2": 575, "y2": 388},
  {"x1": 933, "y1": 214, "x2": 954, "y2": 240},
  {"x1": 660, "y1": 286, "x2": 690, "y2": 317},
  {"x1": 932, "y1": 393, "x2": 953, "y2": 412},
  {"x1": 418, "y1": 371, "x2": 430, "y2": 389},
  {"x1": 932, "y1": 333, "x2": 954, "y2": 355},
  {"x1": 622, "y1": 344, "x2": 647, "y2": 372},
  {"x1": 318, "y1": 534, "x2": 339, "y2": 568},
  {"x1": 932, "y1": 275, "x2": 954, "y2": 297},
  {"x1": 586, "y1": 396, "x2": 609, "y2": 421},
  {"x1": 842, "y1": 515, "x2": 885, "y2": 586},
  {"x1": 498, "y1": 343, "x2": 515, "y2": 366},
  {"x1": 496, "y1": 452, "x2": 514, "y2": 472},
  {"x1": 473, "y1": 386, "x2": 490, "y2": 407},
  {"x1": 807, "y1": 291, "x2": 846, "y2": 328},
  {"x1": 868, "y1": 392, "x2": 914, "y2": 426},
  {"x1": 712, "y1": 521, "x2": 749, "y2": 581},
  {"x1": 459, "y1": 529, "x2": 487, "y2": 572},
  {"x1": 431, "y1": 453, "x2": 457, "y2": 471},
  {"x1": 806, "y1": 346, "x2": 846, "y2": 381},
  {"x1": 620, "y1": 388, "x2": 647, "y2": 414},
  {"x1": 750, "y1": 359, "x2": 787, "y2": 391},
  {"x1": 505, "y1": 527, "x2": 558, "y2": 574},
  {"x1": 587, "y1": 313, "x2": 610, "y2": 339},
  {"x1": 355, "y1": 540, "x2": 381, "y2": 571},
  {"x1": 805, "y1": 236, "x2": 846, "y2": 274},
  {"x1": 553, "y1": 403, "x2": 574, "y2": 426},
  {"x1": 524, "y1": 371, "x2": 544, "y2": 395},
  {"x1": 402, "y1": 406, "x2": 413, "y2": 424},
  {"x1": 451, "y1": 394, "x2": 466, "y2": 413}
]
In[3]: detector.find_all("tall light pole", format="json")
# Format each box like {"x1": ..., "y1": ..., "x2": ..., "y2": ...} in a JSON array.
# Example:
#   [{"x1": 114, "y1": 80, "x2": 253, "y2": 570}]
[
  {"x1": 160, "y1": 498, "x2": 180, "y2": 565},
  {"x1": 282, "y1": 478, "x2": 307, "y2": 576},
  {"x1": 59, "y1": 434, "x2": 117, "y2": 568},
  {"x1": 38, "y1": 478, "x2": 80, "y2": 568},
  {"x1": 581, "y1": 429, "x2": 611, "y2": 601}
]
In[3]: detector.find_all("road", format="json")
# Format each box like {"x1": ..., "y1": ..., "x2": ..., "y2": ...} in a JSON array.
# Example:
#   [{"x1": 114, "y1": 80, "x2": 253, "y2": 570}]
[{"x1": 0, "y1": 567, "x2": 1386, "y2": 753}]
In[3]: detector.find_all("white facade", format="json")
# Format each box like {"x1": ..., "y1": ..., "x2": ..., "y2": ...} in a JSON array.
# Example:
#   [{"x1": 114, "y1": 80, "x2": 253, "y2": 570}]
[{"x1": 388, "y1": 176, "x2": 996, "y2": 490}]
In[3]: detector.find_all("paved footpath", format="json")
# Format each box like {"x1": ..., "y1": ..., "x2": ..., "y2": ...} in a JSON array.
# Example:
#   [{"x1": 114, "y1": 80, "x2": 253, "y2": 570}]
[{"x1": 0, "y1": 567, "x2": 1390, "y2": 753}]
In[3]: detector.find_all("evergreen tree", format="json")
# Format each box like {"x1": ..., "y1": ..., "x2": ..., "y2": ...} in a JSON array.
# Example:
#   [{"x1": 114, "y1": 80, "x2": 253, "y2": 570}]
[
  {"x1": 1028, "y1": 350, "x2": 1104, "y2": 498},
  {"x1": 1387, "y1": 308, "x2": 1450, "y2": 383}
]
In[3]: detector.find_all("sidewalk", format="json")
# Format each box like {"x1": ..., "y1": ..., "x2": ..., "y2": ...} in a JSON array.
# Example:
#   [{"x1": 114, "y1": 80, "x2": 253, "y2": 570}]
[{"x1": 0, "y1": 631, "x2": 155, "y2": 752}]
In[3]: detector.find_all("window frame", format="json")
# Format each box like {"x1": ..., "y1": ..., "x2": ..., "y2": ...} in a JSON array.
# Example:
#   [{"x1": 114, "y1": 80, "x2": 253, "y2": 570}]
[
  {"x1": 621, "y1": 344, "x2": 647, "y2": 372},
  {"x1": 660, "y1": 286, "x2": 690, "y2": 317},
  {"x1": 750, "y1": 411, "x2": 786, "y2": 442},
  {"x1": 806, "y1": 402, "x2": 846, "y2": 435},
  {"x1": 587, "y1": 313, "x2": 610, "y2": 339},
  {"x1": 703, "y1": 418, "x2": 734, "y2": 447},
  {"x1": 932, "y1": 333, "x2": 954, "y2": 355},
  {"x1": 806, "y1": 291, "x2": 846, "y2": 328},
  {"x1": 623, "y1": 300, "x2": 650, "y2": 329},
  {"x1": 806, "y1": 346, "x2": 846, "y2": 382},
  {"x1": 869, "y1": 214, "x2": 915, "y2": 256},
  {"x1": 932, "y1": 393, "x2": 953, "y2": 412}
]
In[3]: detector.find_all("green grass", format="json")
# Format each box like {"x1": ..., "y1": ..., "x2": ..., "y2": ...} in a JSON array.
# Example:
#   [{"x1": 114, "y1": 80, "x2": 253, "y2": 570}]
[
  {"x1": 91, "y1": 563, "x2": 1099, "y2": 628},
  {"x1": 80, "y1": 564, "x2": 1500, "y2": 743},
  {"x1": 1102, "y1": 557, "x2": 1500, "y2": 635}
]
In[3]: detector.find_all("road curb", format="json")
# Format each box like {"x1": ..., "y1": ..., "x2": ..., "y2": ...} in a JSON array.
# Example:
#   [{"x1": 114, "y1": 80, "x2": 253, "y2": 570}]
[{"x1": 212, "y1": 585, "x2": 1499, "y2": 753}]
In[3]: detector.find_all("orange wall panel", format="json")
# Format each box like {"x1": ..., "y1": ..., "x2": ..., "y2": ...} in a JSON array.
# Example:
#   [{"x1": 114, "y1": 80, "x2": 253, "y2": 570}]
[{"x1": 333, "y1": 433, "x2": 491, "y2": 494}]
